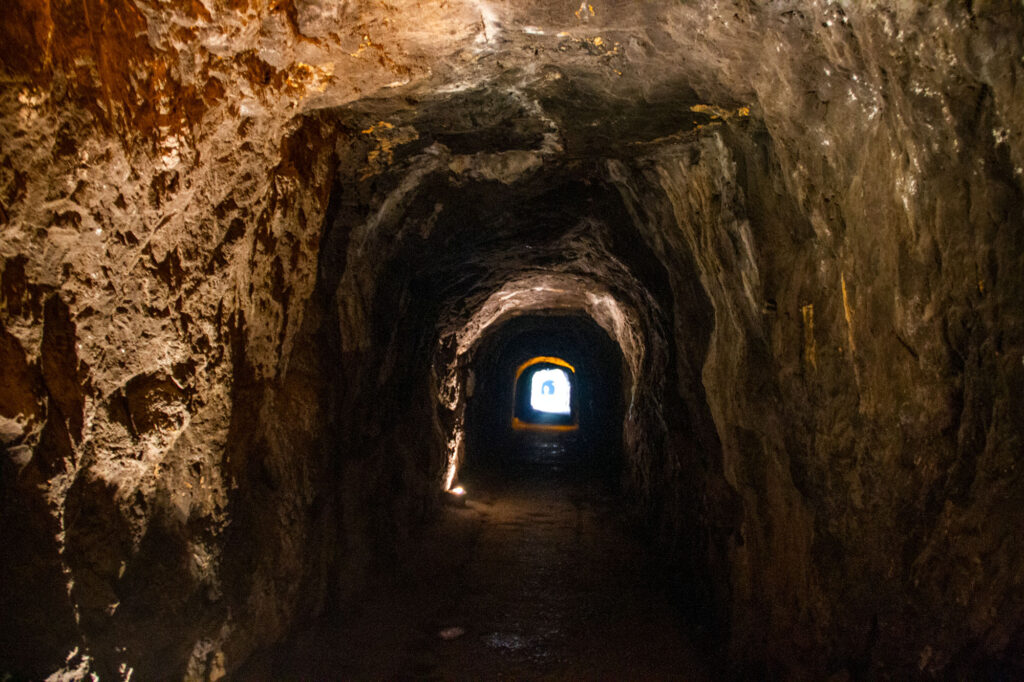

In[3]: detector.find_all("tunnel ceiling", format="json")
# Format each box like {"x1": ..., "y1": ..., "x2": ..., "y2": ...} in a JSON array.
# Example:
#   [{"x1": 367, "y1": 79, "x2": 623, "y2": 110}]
[{"x1": 2, "y1": 0, "x2": 1024, "y2": 680}]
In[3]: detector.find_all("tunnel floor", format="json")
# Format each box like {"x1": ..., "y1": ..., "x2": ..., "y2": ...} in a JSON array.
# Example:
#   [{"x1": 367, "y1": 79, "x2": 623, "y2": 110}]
[{"x1": 238, "y1": 434, "x2": 712, "y2": 680}]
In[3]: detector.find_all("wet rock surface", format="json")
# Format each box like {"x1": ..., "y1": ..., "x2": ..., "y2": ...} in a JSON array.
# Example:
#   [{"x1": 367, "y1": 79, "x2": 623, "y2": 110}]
[{"x1": 1, "y1": 0, "x2": 1023, "y2": 679}]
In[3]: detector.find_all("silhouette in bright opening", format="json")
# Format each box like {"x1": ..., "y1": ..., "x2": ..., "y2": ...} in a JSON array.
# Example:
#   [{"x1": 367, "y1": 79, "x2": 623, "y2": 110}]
[
  {"x1": 512, "y1": 356, "x2": 577, "y2": 431},
  {"x1": 530, "y1": 368, "x2": 571, "y2": 415}
]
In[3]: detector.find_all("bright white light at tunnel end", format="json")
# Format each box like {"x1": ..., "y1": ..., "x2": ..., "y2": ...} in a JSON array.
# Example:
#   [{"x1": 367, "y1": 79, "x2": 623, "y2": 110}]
[{"x1": 530, "y1": 368, "x2": 572, "y2": 414}]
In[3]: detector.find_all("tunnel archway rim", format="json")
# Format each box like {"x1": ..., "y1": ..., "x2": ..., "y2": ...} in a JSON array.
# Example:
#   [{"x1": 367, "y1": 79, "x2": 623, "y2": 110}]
[{"x1": 511, "y1": 355, "x2": 579, "y2": 432}]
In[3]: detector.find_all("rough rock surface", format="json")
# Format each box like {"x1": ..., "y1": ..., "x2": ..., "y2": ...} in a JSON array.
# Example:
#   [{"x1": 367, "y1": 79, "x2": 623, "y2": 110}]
[{"x1": 1, "y1": 1, "x2": 1022, "y2": 679}]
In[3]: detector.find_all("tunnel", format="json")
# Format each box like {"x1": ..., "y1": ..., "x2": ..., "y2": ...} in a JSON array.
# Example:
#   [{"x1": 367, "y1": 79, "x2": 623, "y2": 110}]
[
  {"x1": 1, "y1": 1, "x2": 1024, "y2": 680},
  {"x1": 465, "y1": 315, "x2": 623, "y2": 474},
  {"x1": 513, "y1": 356, "x2": 577, "y2": 429}
]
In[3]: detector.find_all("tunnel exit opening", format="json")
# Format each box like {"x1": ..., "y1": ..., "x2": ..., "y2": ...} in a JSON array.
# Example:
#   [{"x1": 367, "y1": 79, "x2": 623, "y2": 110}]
[
  {"x1": 458, "y1": 314, "x2": 626, "y2": 480},
  {"x1": 530, "y1": 369, "x2": 571, "y2": 414},
  {"x1": 512, "y1": 356, "x2": 578, "y2": 431}
]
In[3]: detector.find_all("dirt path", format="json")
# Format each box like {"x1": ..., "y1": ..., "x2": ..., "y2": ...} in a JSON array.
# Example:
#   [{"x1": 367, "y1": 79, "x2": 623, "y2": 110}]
[{"x1": 238, "y1": 439, "x2": 711, "y2": 680}]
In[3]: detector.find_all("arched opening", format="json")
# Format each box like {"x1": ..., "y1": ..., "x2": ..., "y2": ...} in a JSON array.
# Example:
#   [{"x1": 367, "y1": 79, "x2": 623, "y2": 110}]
[
  {"x1": 512, "y1": 356, "x2": 577, "y2": 431},
  {"x1": 460, "y1": 315, "x2": 627, "y2": 481}
]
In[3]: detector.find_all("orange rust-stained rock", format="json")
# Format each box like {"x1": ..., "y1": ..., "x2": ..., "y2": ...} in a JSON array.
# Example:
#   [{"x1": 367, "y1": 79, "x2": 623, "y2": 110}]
[{"x1": 0, "y1": 0, "x2": 54, "y2": 77}]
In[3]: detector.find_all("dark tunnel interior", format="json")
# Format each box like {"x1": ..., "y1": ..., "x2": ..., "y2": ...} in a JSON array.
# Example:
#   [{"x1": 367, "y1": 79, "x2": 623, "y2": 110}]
[
  {"x1": 463, "y1": 314, "x2": 625, "y2": 479},
  {"x1": 2, "y1": 2, "x2": 1023, "y2": 680}
]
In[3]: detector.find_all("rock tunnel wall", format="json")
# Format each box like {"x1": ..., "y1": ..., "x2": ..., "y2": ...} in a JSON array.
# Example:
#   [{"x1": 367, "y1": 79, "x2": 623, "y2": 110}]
[{"x1": 1, "y1": 1, "x2": 1023, "y2": 679}]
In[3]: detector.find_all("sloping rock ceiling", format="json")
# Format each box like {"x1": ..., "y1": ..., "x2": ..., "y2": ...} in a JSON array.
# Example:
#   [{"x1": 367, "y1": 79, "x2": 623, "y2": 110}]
[{"x1": 1, "y1": 0, "x2": 1022, "y2": 679}]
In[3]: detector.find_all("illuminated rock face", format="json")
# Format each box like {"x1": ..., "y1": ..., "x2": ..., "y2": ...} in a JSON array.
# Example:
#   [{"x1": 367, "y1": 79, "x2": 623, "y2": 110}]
[{"x1": 1, "y1": 0, "x2": 1023, "y2": 678}]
